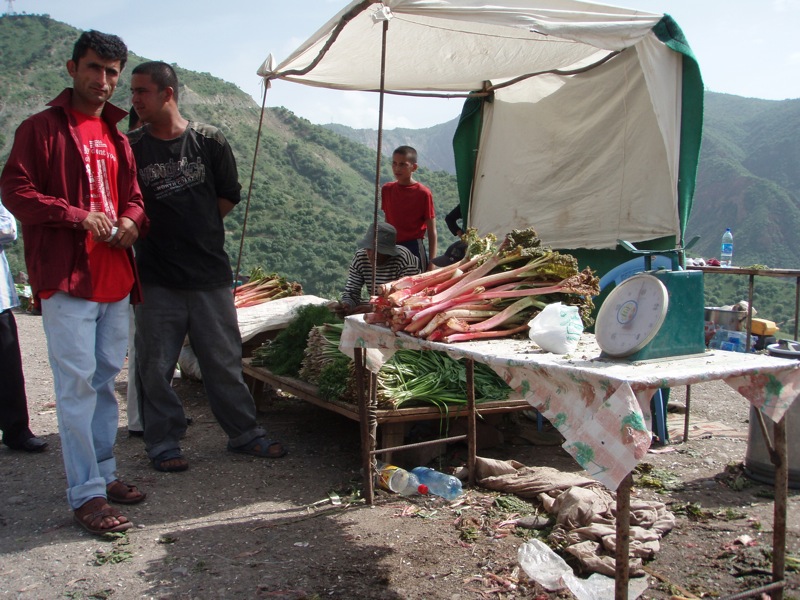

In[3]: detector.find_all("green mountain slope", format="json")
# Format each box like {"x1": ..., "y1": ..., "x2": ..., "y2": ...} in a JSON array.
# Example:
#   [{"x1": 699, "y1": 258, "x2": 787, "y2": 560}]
[{"x1": 0, "y1": 15, "x2": 458, "y2": 300}]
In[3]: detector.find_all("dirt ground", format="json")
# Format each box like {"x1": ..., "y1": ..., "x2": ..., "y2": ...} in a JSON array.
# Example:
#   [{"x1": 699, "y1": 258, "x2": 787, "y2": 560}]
[{"x1": 2, "y1": 309, "x2": 799, "y2": 600}]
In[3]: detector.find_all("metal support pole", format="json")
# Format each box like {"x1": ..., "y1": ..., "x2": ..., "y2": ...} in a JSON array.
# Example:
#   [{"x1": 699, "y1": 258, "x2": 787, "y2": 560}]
[
  {"x1": 746, "y1": 274, "x2": 755, "y2": 352},
  {"x1": 794, "y1": 276, "x2": 799, "y2": 341}
]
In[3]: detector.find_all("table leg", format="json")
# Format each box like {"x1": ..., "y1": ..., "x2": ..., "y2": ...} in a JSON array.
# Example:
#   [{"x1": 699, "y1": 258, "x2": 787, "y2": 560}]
[
  {"x1": 682, "y1": 384, "x2": 692, "y2": 443},
  {"x1": 466, "y1": 359, "x2": 476, "y2": 487},
  {"x1": 746, "y1": 274, "x2": 755, "y2": 352},
  {"x1": 355, "y1": 348, "x2": 375, "y2": 505},
  {"x1": 380, "y1": 422, "x2": 407, "y2": 464},
  {"x1": 615, "y1": 473, "x2": 632, "y2": 600},
  {"x1": 772, "y1": 414, "x2": 787, "y2": 600}
]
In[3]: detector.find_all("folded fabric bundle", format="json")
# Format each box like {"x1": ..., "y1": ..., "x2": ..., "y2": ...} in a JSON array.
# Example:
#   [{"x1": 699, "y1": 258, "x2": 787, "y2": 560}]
[{"x1": 475, "y1": 457, "x2": 675, "y2": 576}]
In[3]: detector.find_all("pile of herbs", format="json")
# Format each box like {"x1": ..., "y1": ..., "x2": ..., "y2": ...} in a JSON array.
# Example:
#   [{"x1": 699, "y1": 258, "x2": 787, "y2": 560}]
[
  {"x1": 299, "y1": 323, "x2": 357, "y2": 402},
  {"x1": 250, "y1": 304, "x2": 342, "y2": 377}
]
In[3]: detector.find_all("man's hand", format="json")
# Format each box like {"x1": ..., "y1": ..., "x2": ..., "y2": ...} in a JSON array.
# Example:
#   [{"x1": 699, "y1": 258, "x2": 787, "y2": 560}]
[
  {"x1": 328, "y1": 300, "x2": 372, "y2": 317},
  {"x1": 328, "y1": 301, "x2": 347, "y2": 319},
  {"x1": 107, "y1": 216, "x2": 139, "y2": 249},
  {"x1": 82, "y1": 211, "x2": 114, "y2": 242}
]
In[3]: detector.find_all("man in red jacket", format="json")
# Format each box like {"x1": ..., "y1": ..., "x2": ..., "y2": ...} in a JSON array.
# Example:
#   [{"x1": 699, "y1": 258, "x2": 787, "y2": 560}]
[{"x1": 0, "y1": 30, "x2": 149, "y2": 536}]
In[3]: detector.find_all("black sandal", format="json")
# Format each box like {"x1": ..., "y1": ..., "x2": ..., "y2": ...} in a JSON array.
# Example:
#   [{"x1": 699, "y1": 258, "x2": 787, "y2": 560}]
[
  {"x1": 152, "y1": 449, "x2": 189, "y2": 472},
  {"x1": 227, "y1": 436, "x2": 287, "y2": 458}
]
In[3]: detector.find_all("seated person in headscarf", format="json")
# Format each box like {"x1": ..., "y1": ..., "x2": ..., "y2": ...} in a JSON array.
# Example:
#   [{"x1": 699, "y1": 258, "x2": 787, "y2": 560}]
[{"x1": 336, "y1": 222, "x2": 421, "y2": 315}]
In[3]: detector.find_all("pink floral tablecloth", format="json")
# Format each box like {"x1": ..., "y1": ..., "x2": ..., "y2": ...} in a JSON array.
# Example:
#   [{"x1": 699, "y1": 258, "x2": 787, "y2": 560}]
[{"x1": 339, "y1": 315, "x2": 800, "y2": 490}]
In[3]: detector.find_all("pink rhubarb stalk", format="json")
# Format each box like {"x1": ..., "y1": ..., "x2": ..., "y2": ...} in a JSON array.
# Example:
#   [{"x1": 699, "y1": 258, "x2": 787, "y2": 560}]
[{"x1": 442, "y1": 323, "x2": 530, "y2": 343}]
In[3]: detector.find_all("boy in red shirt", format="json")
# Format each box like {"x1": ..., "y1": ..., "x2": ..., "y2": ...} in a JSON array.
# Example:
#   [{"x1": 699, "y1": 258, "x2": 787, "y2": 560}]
[{"x1": 381, "y1": 146, "x2": 437, "y2": 270}]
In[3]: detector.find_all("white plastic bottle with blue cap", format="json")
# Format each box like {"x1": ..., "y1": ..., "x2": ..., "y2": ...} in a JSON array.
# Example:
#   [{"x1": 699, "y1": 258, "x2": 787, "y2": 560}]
[{"x1": 720, "y1": 228, "x2": 734, "y2": 267}]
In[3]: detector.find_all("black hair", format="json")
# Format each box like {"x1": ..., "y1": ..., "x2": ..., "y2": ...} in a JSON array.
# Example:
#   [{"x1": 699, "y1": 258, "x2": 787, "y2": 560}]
[
  {"x1": 72, "y1": 30, "x2": 128, "y2": 69},
  {"x1": 393, "y1": 145, "x2": 418, "y2": 163},
  {"x1": 132, "y1": 61, "x2": 180, "y2": 103}
]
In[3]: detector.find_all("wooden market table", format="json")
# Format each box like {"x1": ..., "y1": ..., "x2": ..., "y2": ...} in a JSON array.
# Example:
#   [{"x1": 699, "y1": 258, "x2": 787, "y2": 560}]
[
  {"x1": 241, "y1": 358, "x2": 531, "y2": 461},
  {"x1": 338, "y1": 314, "x2": 800, "y2": 600}
]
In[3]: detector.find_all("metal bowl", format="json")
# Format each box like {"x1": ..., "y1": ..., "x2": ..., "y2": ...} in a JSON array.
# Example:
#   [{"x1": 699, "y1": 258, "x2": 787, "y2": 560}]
[
  {"x1": 704, "y1": 307, "x2": 747, "y2": 332},
  {"x1": 767, "y1": 341, "x2": 800, "y2": 359}
]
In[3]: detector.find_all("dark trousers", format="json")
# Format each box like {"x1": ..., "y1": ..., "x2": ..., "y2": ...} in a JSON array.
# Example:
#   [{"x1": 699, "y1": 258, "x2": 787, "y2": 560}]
[
  {"x1": 0, "y1": 309, "x2": 31, "y2": 445},
  {"x1": 398, "y1": 239, "x2": 427, "y2": 271}
]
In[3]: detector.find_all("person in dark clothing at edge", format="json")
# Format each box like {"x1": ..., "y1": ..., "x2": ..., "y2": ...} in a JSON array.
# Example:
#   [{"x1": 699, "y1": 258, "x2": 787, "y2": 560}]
[
  {"x1": 0, "y1": 200, "x2": 47, "y2": 453},
  {"x1": 444, "y1": 204, "x2": 464, "y2": 238}
]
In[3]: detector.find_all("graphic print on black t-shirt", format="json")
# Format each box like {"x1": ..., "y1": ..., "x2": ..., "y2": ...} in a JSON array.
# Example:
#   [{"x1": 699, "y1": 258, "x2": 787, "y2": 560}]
[{"x1": 137, "y1": 156, "x2": 206, "y2": 201}]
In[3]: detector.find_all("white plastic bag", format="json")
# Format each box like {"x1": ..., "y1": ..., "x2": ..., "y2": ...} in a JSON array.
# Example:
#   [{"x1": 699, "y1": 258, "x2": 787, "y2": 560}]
[
  {"x1": 178, "y1": 344, "x2": 203, "y2": 381},
  {"x1": 528, "y1": 302, "x2": 583, "y2": 354}
]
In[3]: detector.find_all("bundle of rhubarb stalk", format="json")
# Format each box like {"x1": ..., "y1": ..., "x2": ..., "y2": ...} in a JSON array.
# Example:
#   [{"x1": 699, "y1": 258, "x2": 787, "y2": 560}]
[
  {"x1": 366, "y1": 228, "x2": 600, "y2": 343},
  {"x1": 234, "y1": 267, "x2": 303, "y2": 308}
]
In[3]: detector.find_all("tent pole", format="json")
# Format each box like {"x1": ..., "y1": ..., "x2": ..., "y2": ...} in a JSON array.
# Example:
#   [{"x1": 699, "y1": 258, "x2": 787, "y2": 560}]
[
  {"x1": 365, "y1": 18, "x2": 389, "y2": 481},
  {"x1": 369, "y1": 19, "x2": 389, "y2": 297},
  {"x1": 234, "y1": 82, "x2": 270, "y2": 286}
]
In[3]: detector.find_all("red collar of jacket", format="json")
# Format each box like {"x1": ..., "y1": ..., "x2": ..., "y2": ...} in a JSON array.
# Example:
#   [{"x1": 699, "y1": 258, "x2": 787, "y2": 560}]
[{"x1": 47, "y1": 88, "x2": 129, "y2": 127}]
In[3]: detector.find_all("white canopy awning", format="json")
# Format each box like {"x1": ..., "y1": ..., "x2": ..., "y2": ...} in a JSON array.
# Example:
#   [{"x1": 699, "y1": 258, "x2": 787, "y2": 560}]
[{"x1": 261, "y1": 0, "x2": 702, "y2": 250}]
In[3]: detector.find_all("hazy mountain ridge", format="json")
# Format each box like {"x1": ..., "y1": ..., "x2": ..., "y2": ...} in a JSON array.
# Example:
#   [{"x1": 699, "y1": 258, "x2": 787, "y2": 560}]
[{"x1": 324, "y1": 120, "x2": 459, "y2": 174}]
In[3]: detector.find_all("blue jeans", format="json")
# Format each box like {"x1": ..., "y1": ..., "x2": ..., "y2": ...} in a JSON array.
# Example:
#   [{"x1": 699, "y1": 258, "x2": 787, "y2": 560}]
[
  {"x1": 41, "y1": 293, "x2": 129, "y2": 509},
  {"x1": 134, "y1": 284, "x2": 264, "y2": 460}
]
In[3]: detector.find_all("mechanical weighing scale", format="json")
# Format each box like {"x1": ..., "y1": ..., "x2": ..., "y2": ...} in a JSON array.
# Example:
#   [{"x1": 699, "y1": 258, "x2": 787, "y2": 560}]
[{"x1": 595, "y1": 240, "x2": 706, "y2": 362}]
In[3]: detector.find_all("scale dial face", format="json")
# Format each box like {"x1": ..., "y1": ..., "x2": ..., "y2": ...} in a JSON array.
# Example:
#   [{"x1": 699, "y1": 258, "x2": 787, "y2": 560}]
[{"x1": 595, "y1": 273, "x2": 669, "y2": 357}]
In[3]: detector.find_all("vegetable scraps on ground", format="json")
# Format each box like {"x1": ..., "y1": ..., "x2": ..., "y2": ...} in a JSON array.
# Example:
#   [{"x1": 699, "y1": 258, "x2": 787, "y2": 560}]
[
  {"x1": 233, "y1": 267, "x2": 303, "y2": 308},
  {"x1": 366, "y1": 228, "x2": 600, "y2": 343}
]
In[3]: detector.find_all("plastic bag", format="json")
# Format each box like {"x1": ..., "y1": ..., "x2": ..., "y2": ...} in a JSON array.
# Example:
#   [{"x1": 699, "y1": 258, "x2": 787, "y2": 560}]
[
  {"x1": 528, "y1": 302, "x2": 583, "y2": 354},
  {"x1": 178, "y1": 344, "x2": 202, "y2": 381}
]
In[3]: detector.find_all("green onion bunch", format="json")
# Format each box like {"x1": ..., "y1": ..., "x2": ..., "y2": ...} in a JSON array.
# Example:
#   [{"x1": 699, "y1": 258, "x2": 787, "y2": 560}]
[
  {"x1": 249, "y1": 304, "x2": 341, "y2": 376},
  {"x1": 299, "y1": 323, "x2": 346, "y2": 384},
  {"x1": 377, "y1": 349, "x2": 511, "y2": 409}
]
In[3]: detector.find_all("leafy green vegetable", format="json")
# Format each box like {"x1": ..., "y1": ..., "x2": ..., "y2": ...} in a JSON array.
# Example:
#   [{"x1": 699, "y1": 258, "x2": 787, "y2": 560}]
[
  {"x1": 251, "y1": 304, "x2": 341, "y2": 376},
  {"x1": 317, "y1": 354, "x2": 353, "y2": 401},
  {"x1": 377, "y1": 349, "x2": 511, "y2": 409}
]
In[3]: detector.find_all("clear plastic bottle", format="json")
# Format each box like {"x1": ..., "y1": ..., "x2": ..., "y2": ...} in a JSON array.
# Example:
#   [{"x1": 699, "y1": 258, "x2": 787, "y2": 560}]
[
  {"x1": 720, "y1": 228, "x2": 733, "y2": 267},
  {"x1": 376, "y1": 461, "x2": 428, "y2": 496},
  {"x1": 410, "y1": 466, "x2": 463, "y2": 501}
]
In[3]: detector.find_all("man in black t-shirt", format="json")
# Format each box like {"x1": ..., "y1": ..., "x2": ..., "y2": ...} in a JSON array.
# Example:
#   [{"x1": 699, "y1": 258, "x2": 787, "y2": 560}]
[{"x1": 129, "y1": 61, "x2": 285, "y2": 472}]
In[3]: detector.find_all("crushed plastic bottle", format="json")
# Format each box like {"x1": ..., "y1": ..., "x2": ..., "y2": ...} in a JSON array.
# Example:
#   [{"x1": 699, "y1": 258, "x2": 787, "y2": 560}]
[
  {"x1": 376, "y1": 461, "x2": 428, "y2": 496},
  {"x1": 411, "y1": 466, "x2": 463, "y2": 500}
]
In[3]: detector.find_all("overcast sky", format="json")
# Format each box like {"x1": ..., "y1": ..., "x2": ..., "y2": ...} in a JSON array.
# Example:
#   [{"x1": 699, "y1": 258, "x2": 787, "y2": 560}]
[{"x1": 15, "y1": 0, "x2": 800, "y2": 129}]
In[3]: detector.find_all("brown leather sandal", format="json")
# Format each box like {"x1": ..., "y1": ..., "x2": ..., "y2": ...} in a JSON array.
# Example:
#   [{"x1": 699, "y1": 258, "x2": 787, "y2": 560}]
[
  {"x1": 106, "y1": 480, "x2": 147, "y2": 505},
  {"x1": 73, "y1": 497, "x2": 132, "y2": 535}
]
